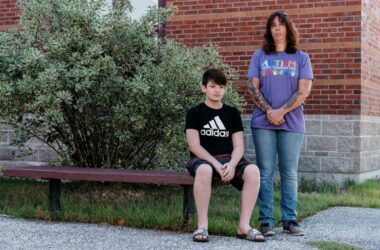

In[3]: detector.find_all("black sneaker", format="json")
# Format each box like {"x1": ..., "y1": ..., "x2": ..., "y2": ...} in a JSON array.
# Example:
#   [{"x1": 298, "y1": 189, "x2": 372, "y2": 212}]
[
  {"x1": 260, "y1": 223, "x2": 276, "y2": 236},
  {"x1": 283, "y1": 221, "x2": 305, "y2": 236}
]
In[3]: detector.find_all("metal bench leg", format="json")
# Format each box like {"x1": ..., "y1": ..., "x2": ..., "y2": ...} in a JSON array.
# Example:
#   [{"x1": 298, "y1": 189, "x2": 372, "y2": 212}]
[
  {"x1": 49, "y1": 179, "x2": 61, "y2": 217},
  {"x1": 182, "y1": 185, "x2": 194, "y2": 227}
]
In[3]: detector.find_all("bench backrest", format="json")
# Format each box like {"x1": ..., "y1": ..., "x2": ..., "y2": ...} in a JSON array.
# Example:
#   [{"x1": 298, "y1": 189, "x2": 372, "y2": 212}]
[{"x1": 1, "y1": 166, "x2": 194, "y2": 185}]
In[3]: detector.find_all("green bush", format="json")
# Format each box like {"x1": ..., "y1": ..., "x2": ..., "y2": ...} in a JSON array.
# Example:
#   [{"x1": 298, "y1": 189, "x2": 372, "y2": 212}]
[{"x1": 0, "y1": 0, "x2": 242, "y2": 169}]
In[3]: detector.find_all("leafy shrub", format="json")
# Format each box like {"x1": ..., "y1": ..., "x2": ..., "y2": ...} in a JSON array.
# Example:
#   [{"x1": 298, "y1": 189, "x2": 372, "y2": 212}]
[{"x1": 0, "y1": 0, "x2": 242, "y2": 169}]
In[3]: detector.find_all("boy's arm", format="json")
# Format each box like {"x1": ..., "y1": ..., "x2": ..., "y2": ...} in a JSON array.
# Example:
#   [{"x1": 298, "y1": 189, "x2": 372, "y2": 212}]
[
  {"x1": 186, "y1": 129, "x2": 224, "y2": 175},
  {"x1": 230, "y1": 131, "x2": 244, "y2": 167},
  {"x1": 221, "y1": 131, "x2": 244, "y2": 182}
]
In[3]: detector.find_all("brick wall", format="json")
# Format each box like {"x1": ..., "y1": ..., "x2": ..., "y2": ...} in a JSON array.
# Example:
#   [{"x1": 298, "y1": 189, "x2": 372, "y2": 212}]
[
  {"x1": 362, "y1": 0, "x2": 380, "y2": 116},
  {"x1": 0, "y1": 0, "x2": 19, "y2": 30},
  {"x1": 165, "y1": 0, "x2": 380, "y2": 183},
  {"x1": 166, "y1": 0, "x2": 362, "y2": 115},
  {"x1": 1, "y1": 0, "x2": 379, "y2": 182},
  {"x1": 0, "y1": 1, "x2": 369, "y2": 116}
]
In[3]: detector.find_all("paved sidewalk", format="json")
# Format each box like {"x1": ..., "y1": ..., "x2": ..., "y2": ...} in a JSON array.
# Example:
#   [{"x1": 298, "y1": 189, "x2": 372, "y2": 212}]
[{"x1": 1, "y1": 207, "x2": 379, "y2": 250}]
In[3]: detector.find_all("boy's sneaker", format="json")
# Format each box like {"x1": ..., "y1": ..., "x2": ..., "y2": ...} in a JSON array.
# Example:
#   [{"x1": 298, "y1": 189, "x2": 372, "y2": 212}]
[
  {"x1": 260, "y1": 223, "x2": 276, "y2": 236},
  {"x1": 283, "y1": 221, "x2": 305, "y2": 236}
]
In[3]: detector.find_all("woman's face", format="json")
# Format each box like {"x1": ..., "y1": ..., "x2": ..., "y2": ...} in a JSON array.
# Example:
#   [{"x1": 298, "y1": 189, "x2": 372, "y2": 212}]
[{"x1": 270, "y1": 16, "x2": 287, "y2": 43}]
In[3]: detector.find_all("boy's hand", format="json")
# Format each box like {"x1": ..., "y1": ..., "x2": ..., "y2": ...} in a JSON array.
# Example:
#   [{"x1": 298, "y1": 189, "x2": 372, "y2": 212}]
[
  {"x1": 221, "y1": 162, "x2": 236, "y2": 183},
  {"x1": 213, "y1": 163, "x2": 224, "y2": 177}
]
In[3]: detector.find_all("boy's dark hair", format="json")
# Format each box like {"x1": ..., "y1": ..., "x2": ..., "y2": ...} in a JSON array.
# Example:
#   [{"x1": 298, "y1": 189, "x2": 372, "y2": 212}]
[{"x1": 202, "y1": 69, "x2": 227, "y2": 86}]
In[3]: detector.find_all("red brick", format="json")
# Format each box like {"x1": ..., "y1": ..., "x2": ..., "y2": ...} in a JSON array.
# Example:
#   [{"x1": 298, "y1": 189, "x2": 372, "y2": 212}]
[{"x1": 4, "y1": 0, "x2": 377, "y2": 116}]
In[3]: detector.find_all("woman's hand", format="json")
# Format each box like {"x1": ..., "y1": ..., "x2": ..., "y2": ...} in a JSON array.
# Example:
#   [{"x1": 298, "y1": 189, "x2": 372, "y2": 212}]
[{"x1": 267, "y1": 108, "x2": 286, "y2": 126}]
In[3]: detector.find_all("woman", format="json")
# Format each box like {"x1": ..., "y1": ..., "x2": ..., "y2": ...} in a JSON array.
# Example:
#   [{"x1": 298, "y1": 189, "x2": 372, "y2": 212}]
[{"x1": 247, "y1": 11, "x2": 313, "y2": 236}]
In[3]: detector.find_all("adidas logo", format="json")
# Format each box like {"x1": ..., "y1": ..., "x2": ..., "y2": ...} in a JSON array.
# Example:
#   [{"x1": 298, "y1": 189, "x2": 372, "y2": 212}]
[{"x1": 200, "y1": 116, "x2": 230, "y2": 137}]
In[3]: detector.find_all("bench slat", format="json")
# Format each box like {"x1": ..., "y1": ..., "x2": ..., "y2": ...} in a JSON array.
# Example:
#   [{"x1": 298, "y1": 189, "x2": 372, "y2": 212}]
[{"x1": 1, "y1": 166, "x2": 194, "y2": 185}]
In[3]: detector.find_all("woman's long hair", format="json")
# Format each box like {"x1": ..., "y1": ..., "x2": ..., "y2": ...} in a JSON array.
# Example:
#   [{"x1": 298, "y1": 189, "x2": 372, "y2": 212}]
[{"x1": 263, "y1": 11, "x2": 299, "y2": 54}]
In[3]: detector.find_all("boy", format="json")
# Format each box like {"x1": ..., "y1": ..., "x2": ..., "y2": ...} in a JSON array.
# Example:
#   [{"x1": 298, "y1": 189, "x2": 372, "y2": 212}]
[{"x1": 185, "y1": 69, "x2": 265, "y2": 243}]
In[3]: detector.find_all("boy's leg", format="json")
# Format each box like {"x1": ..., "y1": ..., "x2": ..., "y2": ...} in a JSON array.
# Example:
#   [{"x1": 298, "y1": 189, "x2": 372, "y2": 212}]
[
  {"x1": 193, "y1": 163, "x2": 213, "y2": 240},
  {"x1": 237, "y1": 164, "x2": 261, "y2": 234}
]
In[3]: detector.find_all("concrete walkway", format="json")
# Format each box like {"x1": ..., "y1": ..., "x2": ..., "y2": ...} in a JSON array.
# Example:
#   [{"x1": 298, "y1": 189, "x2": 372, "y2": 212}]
[{"x1": 1, "y1": 207, "x2": 379, "y2": 250}]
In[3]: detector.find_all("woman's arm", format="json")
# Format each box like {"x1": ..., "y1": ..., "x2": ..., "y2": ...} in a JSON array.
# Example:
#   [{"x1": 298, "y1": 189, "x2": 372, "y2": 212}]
[
  {"x1": 248, "y1": 77, "x2": 285, "y2": 125},
  {"x1": 247, "y1": 77, "x2": 272, "y2": 112},
  {"x1": 267, "y1": 79, "x2": 312, "y2": 124}
]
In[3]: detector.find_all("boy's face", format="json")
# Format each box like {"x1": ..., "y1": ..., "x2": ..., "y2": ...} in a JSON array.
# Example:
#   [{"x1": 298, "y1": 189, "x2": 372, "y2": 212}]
[{"x1": 201, "y1": 80, "x2": 225, "y2": 103}]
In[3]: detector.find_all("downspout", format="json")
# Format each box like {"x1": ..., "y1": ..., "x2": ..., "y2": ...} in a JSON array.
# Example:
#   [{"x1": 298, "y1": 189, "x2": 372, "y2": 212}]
[{"x1": 158, "y1": 0, "x2": 166, "y2": 38}]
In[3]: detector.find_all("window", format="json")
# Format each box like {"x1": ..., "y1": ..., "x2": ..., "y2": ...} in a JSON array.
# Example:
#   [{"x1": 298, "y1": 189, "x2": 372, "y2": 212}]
[{"x1": 103, "y1": 0, "x2": 157, "y2": 19}]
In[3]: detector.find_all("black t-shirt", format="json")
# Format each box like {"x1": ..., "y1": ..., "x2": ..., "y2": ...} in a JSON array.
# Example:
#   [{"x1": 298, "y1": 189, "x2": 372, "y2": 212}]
[{"x1": 185, "y1": 102, "x2": 244, "y2": 156}]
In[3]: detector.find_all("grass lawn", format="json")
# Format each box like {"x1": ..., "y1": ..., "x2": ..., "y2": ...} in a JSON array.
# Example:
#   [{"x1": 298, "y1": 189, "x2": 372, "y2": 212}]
[
  {"x1": 307, "y1": 240, "x2": 364, "y2": 250},
  {"x1": 0, "y1": 177, "x2": 379, "y2": 236}
]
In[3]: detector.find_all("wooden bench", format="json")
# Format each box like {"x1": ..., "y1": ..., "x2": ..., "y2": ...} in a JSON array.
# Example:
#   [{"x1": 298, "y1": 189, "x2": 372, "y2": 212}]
[{"x1": 1, "y1": 166, "x2": 195, "y2": 226}]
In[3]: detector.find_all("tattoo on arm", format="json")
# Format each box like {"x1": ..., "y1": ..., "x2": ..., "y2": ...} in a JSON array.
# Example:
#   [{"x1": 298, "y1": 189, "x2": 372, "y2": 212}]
[
  {"x1": 247, "y1": 77, "x2": 271, "y2": 112},
  {"x1": 283, "y1": 92, "x2": 301, "y2": 110}
]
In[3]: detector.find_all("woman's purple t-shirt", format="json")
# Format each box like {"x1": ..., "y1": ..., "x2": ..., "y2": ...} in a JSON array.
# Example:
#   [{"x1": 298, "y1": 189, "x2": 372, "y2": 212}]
[{"x1": 247, "y1": 48, "x2": 313, "y2": 132}]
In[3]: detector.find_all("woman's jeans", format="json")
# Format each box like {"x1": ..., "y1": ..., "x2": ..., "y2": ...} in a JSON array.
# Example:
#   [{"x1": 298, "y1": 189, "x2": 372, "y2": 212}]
[{"x1": 252, "y1": 128, "x2": 304, "y2": 225}]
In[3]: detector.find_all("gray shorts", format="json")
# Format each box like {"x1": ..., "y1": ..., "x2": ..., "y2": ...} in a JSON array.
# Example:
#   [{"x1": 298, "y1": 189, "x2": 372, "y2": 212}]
[{"x1": 186, "y1": 155, "x2": 252, "y2": 191}]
